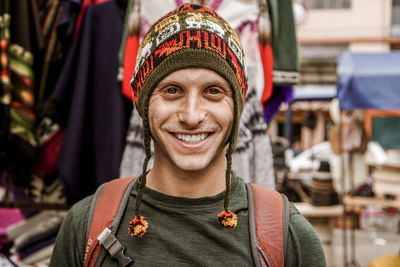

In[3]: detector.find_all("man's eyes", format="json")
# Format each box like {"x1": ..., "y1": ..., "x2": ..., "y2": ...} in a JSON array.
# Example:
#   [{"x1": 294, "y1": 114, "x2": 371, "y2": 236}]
[
  {"x1": 158, "y1": 86, "x2": 182, "y2": 99},
  {"x1": 157, "y1": 86, "x2": 228, "y2": 100},
  {"x1": 164, "y1": 87, "x2": 178, "y2": 94},
  {"x1": 162, "y1": 87, "x2": 181, "y2": 96},
  {"x1": 208, "y1": 88, "x2": 221, "y2": 95},
  {"x1": 205, "y1": 87, "x2": 228, "y2": 100}
]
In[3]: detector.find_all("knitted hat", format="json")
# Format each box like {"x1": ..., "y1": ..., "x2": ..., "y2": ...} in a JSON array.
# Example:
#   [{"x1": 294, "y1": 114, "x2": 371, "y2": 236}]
[{"x1": 129, "y1": 3, "x2": 248, "y2": 238}]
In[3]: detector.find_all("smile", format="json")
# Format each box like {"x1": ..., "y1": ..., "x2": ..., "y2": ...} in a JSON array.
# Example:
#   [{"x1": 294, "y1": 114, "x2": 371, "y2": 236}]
[{"x1": 174, "y1": 133, "x2": 210, "y2": 144}]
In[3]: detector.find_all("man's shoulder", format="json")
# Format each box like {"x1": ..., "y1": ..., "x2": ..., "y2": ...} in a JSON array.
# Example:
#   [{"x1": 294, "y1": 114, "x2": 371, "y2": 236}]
[
  {"x1": 64, "y1": 195, "x2": 94, "y2": 233},
  {"x1": 70, "y1": 194, "x2": 94, "y2": 216},
  {"x1": 287, "y1": 202, "x2": 325, "y2": 254},
  {"x1": 287, "y1": 202, "x2": 317, "y2": 235},
  {"x1": 285, "y1": 202, "x2": 327, "y2": 266},
  {"x1": 288, "y1": 201, "x2": 301, "y2": 216}
]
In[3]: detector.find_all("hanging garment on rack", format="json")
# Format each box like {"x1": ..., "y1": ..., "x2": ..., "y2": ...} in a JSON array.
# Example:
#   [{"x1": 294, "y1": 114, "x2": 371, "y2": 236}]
[
  {"x1": 119, "y1": 106, "x2": 153, "y2": 178},
  {"x1": 58, "y1": 0, "x2": 82, "y2": 39},
  {"x1": 73, "y1": 0, "x2": 109, "y2": 38},
  {"x1": 43, "y1": 0, "x2": 132, "y2": 203},
  {"x1": 34, "y1": 0, "x2": 77, "y2": 186},
  {"x1": 267, "y1": 0, "x2": 299, "y2": 85},
  {"x1": 232, "y1": 86, "x2": 275, "y2": 188},
  {"x1": 0, "y1": 0, "x2": 43, "y2": 185},
  {"x1": 120, "y1": 86, "x2": 275, "y2": 189},
  {"x1": 35, "y1": 0, "x2": 65, "y2": 113},
  {"x1": 210, "y1": 0, "x2": 299, "y2": 106},
  {"x1": 118, "y1": 0, "x2": 140, "y2": 100},
  {"x1": 263, "y1": 85, "x2": 294, "y2": 123}
]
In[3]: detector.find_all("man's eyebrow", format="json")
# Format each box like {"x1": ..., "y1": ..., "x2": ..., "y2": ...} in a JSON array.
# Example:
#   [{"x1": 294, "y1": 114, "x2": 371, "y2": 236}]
[
  {"x1": 155, "y1": 77, "x2": 230, "y2": 88},
  {"x1": 205, "y1": 80, "x2": 230, "y2": 87},
  {"x1": 155, "y1": 79, "x2": 180, "y2": 87}
]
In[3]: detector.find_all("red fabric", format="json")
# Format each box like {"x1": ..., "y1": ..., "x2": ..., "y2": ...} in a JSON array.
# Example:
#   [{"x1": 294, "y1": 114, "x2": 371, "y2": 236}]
[
  {"x1": 259, "y1": 43, "x2": 274, "y2": 106},
  {"x1": 122, "y1": 34, "x2": 139, "y2": 100},
  {"x1": 34, "y1": 129, "x2": 65, "y2": 175}
]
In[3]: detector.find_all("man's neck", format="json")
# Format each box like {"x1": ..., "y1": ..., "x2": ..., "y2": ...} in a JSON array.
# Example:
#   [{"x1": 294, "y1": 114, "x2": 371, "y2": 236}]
[{"x1": 146, "y1": 155, "x2": 227, "y2": 198}]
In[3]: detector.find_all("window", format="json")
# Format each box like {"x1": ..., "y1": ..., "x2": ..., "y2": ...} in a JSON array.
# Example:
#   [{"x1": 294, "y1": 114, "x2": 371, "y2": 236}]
[
  {"x1": 392, "y1": 0, "x2": 400, "y2": 36},
  {"x1": 309, "y1": 0, "x2": 351, "y2": 9}
]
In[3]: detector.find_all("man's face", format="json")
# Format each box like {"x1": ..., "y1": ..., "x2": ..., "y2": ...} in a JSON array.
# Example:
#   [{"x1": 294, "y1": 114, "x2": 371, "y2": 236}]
[{"x1": 148, "y1": 68, "x2": 234, "y2": 173}]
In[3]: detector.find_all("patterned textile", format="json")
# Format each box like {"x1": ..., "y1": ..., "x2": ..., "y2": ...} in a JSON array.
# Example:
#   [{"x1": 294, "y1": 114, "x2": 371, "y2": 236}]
[
  {"x1": 0, "y1": 0, "x2": 43, "y2": 185},
  {"x1": 48, "y1": 1, "x2": 132, "y2": 203}
]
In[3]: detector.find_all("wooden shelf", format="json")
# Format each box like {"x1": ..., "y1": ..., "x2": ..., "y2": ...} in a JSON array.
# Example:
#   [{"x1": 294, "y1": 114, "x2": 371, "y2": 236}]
[
  {"x1": 287, "y1": 171, "x2": 313, "y2": 180},
  {"x1": 343, "y1": 195, "x2": 400, "y2": 208},
  {"x1": 293, "y1": 202, "x2": 342, "y2": 217},
  {"x1": 0, "y1": 201, "x2": 71, "y2": 210}
]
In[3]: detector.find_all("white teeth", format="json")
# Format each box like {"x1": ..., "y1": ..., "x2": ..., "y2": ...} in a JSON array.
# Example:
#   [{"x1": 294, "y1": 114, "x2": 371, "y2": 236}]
[{"x1": 175, "y1": 133, "x2": 208, "y2": 143}]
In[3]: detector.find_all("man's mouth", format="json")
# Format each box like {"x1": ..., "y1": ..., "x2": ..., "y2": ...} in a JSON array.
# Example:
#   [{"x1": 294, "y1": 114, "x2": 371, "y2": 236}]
[{"x1": 173, "y1": 133, "x2": 210, "y2": 144}]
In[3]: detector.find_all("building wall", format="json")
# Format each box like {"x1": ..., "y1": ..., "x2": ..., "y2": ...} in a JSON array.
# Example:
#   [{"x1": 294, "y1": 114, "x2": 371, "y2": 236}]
[{"x1": 297, "y1": 0, "x2": 392, "y2": 52}]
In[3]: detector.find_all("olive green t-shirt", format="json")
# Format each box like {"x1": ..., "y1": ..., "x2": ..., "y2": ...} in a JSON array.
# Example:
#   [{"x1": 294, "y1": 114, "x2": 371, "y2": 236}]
[{"x1": 50, "y1": 175, "x2": 326, "y2": 266}]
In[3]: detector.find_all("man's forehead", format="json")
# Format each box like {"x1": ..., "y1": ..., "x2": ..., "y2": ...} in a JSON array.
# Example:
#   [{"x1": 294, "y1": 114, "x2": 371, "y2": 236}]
[{"x1": 156, "y1": 68, "x2": 231, "y2": 87}]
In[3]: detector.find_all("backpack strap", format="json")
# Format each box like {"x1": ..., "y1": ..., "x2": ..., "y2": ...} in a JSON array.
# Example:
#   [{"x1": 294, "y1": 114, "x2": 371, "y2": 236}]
[
  {"x1": 84, "y1": 177, "x2": 137, "y2": 267},
  {"x1": 246, "y1": 183, "x2": 289, "y2": 267}
]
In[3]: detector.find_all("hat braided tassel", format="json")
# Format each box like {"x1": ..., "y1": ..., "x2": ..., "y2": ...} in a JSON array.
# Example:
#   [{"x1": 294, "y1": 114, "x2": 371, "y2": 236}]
[
  {"x1": 128, "y1": 120, "x2": 151, "y2": 238},
  {"x1": 217, "y1": 146, "x2": 237, "y2": 230}
]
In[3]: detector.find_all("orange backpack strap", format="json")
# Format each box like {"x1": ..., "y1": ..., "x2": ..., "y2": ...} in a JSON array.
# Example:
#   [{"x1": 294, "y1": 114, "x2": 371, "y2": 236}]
[
  {"x1": 247, "y1": 183, "x2": 289, "y2": 267},
  {"x1": 84, "y1": 177, "x2": 137, "y2": 267}
]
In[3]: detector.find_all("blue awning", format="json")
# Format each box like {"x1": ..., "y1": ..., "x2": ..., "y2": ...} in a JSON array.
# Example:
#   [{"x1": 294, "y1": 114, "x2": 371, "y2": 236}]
[{"x1": 337, "y1": 52, "x2": 400, "y2": 110}]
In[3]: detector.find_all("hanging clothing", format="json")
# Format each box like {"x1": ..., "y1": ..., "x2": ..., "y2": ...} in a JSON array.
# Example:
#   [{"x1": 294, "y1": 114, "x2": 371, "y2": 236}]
[
  {"x1": 263, "y1": 85, "x2": 294, "y2": 123},
  {"x1": 232, "y1": 86, "x2": 275, "y2": 188},
  {"x1": 268, "y1": 0, "x2": 299, "y2": 85},
  {"x1": 36, "y1": 0, "x2": 75, "y2": 114},
  {"x1": 73, "y1": 0, "x2": 109, "y2": 38},
  {"x1": 44, "y1": 0, "x2": 132, "y2": 203},
  {"x1": 34, "y1": 0, "x2": 76, "y2": 182},
  {"x1": 0, "y1": 0, "x2": 43, "y2": 185}
]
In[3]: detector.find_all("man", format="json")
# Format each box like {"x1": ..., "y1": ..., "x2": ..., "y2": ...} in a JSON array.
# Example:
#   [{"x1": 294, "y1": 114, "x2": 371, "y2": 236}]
[{"x1": 51, "y1": 4, "x2": 325, "y2": 266}]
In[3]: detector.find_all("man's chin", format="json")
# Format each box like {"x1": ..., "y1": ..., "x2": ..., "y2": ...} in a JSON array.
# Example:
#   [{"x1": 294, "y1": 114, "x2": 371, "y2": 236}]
[{"x1": 173, "y1": 158, "x2": 211, "y2": 173}]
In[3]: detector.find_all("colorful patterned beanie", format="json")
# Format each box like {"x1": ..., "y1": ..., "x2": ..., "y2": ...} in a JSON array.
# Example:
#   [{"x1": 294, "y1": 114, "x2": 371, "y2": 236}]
[{"x1": 129, "y1": 3, "x2": 248, "y2": 238}]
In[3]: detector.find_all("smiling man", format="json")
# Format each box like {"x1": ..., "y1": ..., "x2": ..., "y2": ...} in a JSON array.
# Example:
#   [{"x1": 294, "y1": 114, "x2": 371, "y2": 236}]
[
  {"x1": 146, "y1": 68, "x2": 234, "y2": 197},
  {"x1": 50, "y1": 4, "x2": 325, "y2": 267}
]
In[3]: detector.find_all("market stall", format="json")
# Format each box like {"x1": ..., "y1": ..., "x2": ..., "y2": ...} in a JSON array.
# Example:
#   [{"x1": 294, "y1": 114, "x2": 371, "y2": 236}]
[{"x1": 336, "y1": 51, "x2": 400, "y2": 266}]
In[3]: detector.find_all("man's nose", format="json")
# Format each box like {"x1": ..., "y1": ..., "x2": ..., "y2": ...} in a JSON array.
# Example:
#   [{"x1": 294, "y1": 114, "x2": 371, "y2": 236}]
[{"x1": 178, "y1": 94, "x2": 206, "y2": 127}]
